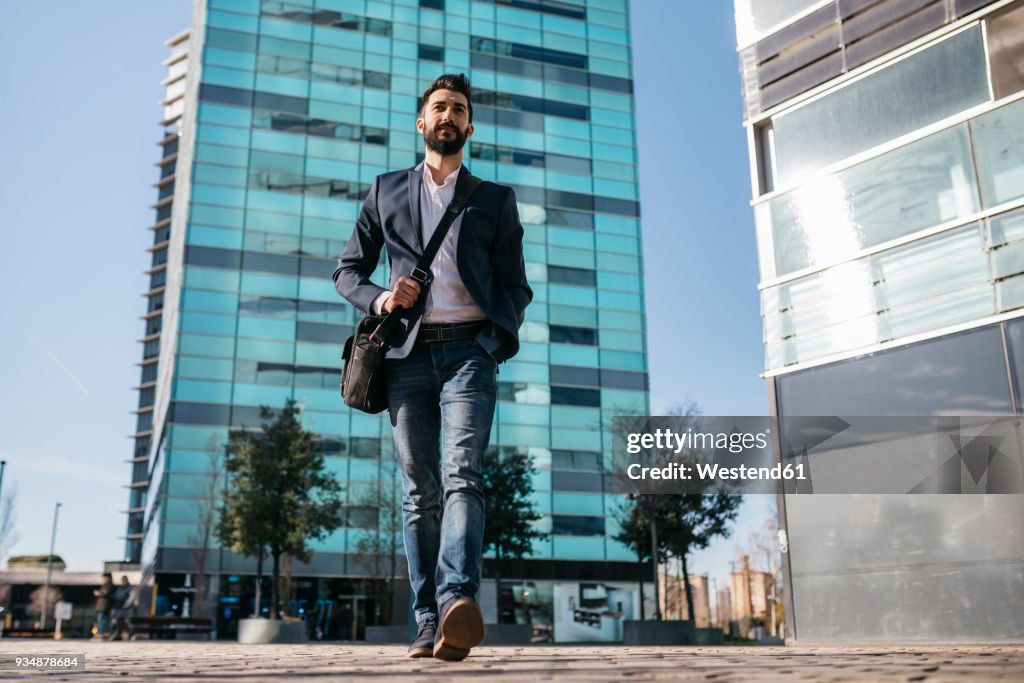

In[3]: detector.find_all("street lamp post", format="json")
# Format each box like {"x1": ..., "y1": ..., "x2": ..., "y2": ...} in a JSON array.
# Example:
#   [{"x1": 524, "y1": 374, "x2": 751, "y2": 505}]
[{"x1": 40, "y1": 502, "x2": 62, "y2": 631}]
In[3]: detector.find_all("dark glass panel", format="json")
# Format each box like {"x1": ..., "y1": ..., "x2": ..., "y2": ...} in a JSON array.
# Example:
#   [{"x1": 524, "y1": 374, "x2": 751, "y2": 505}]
[
  {"x1": 169, "y1": 401, "x2": 232, "y2": 426},
  {"x1": 550, "y1": 386, "x2": 601, "y2": 407},
  {"x1": 552, "y1": 514, "x2": 605, "y2": 535},
  {"x1": 550, "y1": 365, "x2": 600, "y2": 387},
  {"x1": 185, "y1": 246, "x2": 241, "y2": 269},
  {"x1": 548, "y1": 266, "x2": 596, "y2": 287},
  {"x1": 552, "y1": 450, "x2": 603, "y2": 470},
  {"x1": 198, "y1": 83, "x2": 254, "y2": 107},
  {"x1": 776, "y1": 325, "x2": 1012, "y2": 416},
  {"x1": 296, "y1": 321, "x2": 351, "y2": 344},
  {"x1": 549, "y1": 325, "x2": 598, "y2": 345},
  {"x1": 600, "y1": 369, "x2": 648, "y2": 391},
  {"x1": 594, "y1": 196, "x2": 640, "y2": 217},
  {"x1": 546, "y1": 189, "x2": 593, "y2": 211},
  {"x1": 418, "y1": 44, "x2": 444, "y2": 61}
]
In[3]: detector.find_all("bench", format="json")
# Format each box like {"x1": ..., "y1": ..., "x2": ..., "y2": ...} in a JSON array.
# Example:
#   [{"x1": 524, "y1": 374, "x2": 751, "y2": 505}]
[{"x1": 128, "y1": 617, "x2": 215, "y2": 640}]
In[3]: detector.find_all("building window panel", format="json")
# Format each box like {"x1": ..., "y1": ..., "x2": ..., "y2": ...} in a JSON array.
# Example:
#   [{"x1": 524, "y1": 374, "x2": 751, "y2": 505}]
[
  {"x1": 762, "y1": 225, "x2": 992, "y2": 368},
  {"x1": 548, "y1": 265, "x2": 596, "y2": 286},
  {"x1": 552, "y1": 514, "x2": 604, "y2": 535},
  {"x1": 549, "y1": 324, "x2": 598, "y2": 345},
  {"x1": 775, "y1": 324, "x2": 1013, "y2": 416},
  {"x1": 760, "y1": 123, "x2": 979, "y2": 279},
  {"x1": 972, "y1": 97, "x2": 1024, "y2": 208},
  {"x1": 550, "y1": 386, "x2": 601, "y2": 407},
  {"x1": 772, "y1": 25, "x2": 990, "y2": 188}
]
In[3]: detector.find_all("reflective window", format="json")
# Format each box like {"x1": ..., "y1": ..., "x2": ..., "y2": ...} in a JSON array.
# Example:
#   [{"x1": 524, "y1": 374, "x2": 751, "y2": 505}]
[
  {"x1": 763, "y1": 225, "x2": 992, "y2": 369},
  {"x1": 971, "y1": 97, "x2": 1024, "y2": 208},
  {"x1": 772, "y1": 26, "x2": 990, "y2": 188},
  {"x1": 759, "y1": 124, "x2": 979, "y2": 279}
]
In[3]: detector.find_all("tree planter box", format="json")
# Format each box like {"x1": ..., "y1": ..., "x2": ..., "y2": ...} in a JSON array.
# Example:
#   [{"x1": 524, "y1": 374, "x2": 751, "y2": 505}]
[
  {"x1": 364, "y1": 625, "x2": 411, "y2": 643},
  {"x1": 237, "y1": 618, "x2": 308, "y2": 644},
  {"x1": 482, "y1": 623, "x2": 531, "y2": 645},
  {"x1": 623, "y1": 620, "x2": 696, "y2": 645}
]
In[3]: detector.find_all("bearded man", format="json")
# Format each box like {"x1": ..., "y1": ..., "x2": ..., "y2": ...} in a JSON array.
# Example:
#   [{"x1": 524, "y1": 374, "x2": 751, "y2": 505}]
[{"x1": 333, "y1": 73, "x2": 532, "y2": 660}]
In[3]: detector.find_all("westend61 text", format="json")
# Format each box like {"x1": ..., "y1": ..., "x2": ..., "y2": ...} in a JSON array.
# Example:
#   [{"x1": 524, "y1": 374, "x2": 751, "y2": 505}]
[{"x1": 626, "y1": 462, "x2": 807, "y2": 482}]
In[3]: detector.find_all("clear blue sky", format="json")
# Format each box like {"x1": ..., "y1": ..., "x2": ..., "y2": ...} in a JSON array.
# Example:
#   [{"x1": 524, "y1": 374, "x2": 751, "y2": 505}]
[{"x1": 0, "y1": 1, "x2": 770, "y2": 591}]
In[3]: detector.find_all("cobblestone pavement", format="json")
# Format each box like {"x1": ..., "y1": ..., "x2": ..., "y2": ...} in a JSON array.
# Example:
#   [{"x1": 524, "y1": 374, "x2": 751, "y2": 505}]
[{"x1": 1, "y1": 641, "x2": 1021, "y2": 682}]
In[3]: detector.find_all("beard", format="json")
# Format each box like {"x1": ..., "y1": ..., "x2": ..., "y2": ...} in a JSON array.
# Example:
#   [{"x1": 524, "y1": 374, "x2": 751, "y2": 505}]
[{"x1": 423, "y1": 121, "x2": 468, "y2": 156}]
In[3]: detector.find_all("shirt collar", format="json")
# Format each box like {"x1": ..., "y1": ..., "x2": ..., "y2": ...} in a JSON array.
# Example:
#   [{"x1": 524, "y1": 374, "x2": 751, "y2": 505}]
[{"x1": 421, "y1": 162, "x2": 461, "y2": 192}]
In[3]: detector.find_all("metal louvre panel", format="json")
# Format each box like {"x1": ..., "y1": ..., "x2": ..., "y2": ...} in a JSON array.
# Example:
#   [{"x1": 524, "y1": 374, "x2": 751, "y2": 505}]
[
  {"x1": 844, "y1": 1, "x2": 948, "y2": 69},
  {"x1": 841, "y1": 0, "x2": 939, "y2": 43},
  {"x1": 745, "y1": 0, "x2": 1006, "y2": 116},
  {"x1": 758, "y1": 23, "x2": 841, "y2": 85}
]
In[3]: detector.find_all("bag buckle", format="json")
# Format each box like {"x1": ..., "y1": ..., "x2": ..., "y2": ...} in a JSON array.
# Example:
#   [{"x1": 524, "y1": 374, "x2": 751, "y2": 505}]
[{"x1": 410, "y1": 267, "x2": 433, "y2": 285}]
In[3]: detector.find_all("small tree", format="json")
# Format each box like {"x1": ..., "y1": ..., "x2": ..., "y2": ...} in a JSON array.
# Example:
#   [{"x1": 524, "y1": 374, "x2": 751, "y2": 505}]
[
  {"x1": 187, "y1": 447, "x2": 223, "y2": 620},
  {"x1": 614, "y1": 494, "x2": 675, "y2": 620},
  {"x1": 483, "y1": 448, "x2": 543, "y2": 621},
  {"x1": 352, "y1": 460, "x2": 403, "y2": 626},
  {"x1": 216, "y1": 399, "x2": 344, "y2": 620},
  {"x1": 665, "y1": 494, "x2": 742, "y2": 623}
]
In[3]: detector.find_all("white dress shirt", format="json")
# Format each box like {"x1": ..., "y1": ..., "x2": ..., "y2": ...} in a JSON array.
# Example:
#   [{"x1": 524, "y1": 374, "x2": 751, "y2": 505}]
[{"x1": 372, "y1": 163, "x2": 487, "y2": 323}]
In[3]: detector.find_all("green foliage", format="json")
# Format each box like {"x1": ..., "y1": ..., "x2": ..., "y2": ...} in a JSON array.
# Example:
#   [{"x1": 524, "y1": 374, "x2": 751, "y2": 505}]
[
  {"x1": 614, "y1": 494, "x2": 742, "y2": 563},
  {"x1": 482, "y1": 448, "x2": 544, "y2": 565},
  {"x1": 215, "y1": 399, "x2": 345, "y2": 617}
]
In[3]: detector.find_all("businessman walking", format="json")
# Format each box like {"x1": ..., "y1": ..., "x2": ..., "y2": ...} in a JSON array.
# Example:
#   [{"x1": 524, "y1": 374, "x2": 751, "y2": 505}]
[{"x1": 333, "y1": 74, "x2": 532, "y2": 660}]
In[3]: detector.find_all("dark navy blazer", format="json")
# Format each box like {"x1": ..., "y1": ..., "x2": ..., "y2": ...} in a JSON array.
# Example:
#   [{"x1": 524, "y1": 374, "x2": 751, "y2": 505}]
[{"x1": 332, "y1": 163, "x2": 533, "y2": 363}]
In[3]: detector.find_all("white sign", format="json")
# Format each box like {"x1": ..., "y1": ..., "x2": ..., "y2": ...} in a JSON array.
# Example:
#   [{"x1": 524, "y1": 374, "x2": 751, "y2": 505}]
[{"x1": 54, "y1": 601, "x2": 73, "y2": 621}]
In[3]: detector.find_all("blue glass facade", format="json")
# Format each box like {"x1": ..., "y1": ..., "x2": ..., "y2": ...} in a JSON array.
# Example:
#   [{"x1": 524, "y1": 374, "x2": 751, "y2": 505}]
[{"x1": 127, "y1": 0, "x2": 649, "y2": 634}]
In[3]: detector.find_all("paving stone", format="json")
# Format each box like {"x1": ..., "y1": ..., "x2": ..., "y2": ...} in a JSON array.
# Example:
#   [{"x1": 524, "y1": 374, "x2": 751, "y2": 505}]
[{"x1": 0, "y1": 642, "x2": 1021, "y2": 681}]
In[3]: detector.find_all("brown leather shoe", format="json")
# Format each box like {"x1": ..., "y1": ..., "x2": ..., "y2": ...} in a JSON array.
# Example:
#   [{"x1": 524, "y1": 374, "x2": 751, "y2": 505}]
[{"x1": 432, "y1": 597, "x2": 484, "y2": 661}]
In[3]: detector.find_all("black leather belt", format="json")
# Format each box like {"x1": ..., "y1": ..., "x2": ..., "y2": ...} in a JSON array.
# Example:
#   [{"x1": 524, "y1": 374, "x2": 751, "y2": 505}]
[{"x1": 417, "y1": 321, "x2": 486, "y2": 343}]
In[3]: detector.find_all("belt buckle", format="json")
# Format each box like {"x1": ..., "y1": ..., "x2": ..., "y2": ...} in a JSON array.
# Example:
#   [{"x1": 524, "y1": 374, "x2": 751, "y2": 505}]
[{"x1": 440, "y1": 325, "x2": 454, "y2": 342}]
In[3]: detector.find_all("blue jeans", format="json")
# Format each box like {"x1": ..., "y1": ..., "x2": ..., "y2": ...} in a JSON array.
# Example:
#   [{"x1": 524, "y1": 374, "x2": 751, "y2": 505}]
[
  {"x1": 95, "y1": 611, "x2": 110, "y2": 636},
  {"x1": 383, "y1": 338, "x2": 497, "y2": 627}
]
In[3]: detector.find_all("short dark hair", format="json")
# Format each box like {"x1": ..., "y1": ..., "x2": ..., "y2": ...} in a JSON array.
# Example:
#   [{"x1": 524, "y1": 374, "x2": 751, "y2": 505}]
[{"x1": 420, "y1": 73, "x2": 473, "y2": 123}]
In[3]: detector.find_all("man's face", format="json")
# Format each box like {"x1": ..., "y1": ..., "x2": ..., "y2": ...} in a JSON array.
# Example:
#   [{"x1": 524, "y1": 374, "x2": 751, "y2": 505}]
[{"x1": 418, "y1": 88, "x2": 473, "y2": 156}]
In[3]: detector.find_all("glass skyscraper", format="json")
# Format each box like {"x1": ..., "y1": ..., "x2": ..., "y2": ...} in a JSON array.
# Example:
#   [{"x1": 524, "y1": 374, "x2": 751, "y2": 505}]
[
  {"x1": 735, "y1": 0, "x2": 1024, "y2": 641},
  {"x1": 127, "y1": 0, "x2": 649, "y2": 640}
]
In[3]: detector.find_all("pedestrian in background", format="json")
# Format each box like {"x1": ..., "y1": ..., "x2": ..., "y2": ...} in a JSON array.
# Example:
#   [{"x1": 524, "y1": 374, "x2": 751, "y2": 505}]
[
  {"x1": 107, "y1": 576, "x2": 137, "y2": 641},
  {"x1": 92, "y1": 572, "x2": 114, "y2": 640}
]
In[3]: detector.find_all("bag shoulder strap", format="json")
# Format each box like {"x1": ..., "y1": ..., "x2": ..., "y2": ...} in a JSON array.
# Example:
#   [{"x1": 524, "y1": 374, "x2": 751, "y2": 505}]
[
  {"x1": 411, "y1": 172, "x2": 483, "y2": 284},
  {"x1": 370, "y1": 171, "x2": 483, "y2": 343}
]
